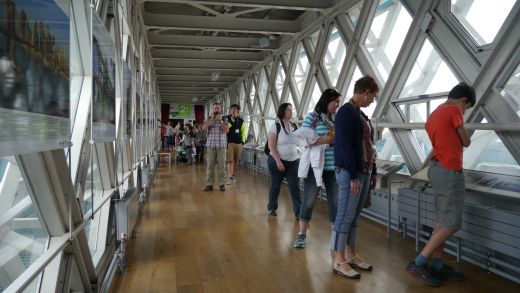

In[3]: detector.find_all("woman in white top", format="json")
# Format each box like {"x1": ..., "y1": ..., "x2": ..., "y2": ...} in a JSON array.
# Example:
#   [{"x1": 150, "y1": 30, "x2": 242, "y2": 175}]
[{"x1": 267, "y1": 103, "x2": 301, "y2": 218}]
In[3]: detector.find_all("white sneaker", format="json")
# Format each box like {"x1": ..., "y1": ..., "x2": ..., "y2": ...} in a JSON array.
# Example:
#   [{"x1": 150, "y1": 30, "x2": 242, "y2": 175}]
[
  {"x1": 233, "y1": 176, "x2": 238, "y2": 183},
  {"x1": 226, "y1": 177, "x2": 234, "y2": 185}
]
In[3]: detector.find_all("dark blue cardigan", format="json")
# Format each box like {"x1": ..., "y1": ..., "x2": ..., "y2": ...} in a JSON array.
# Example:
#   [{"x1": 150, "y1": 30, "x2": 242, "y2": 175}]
[{"x1": 334, "y1": 103, "x2": 377, "y2": 179}]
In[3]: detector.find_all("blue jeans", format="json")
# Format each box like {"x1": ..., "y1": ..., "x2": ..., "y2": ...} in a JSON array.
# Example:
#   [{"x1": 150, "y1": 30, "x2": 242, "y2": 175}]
[
  {"x1": 299, "y1": 168, "x2": 338, "y2": 224},
  {"x1": 330, "y1": 169, "x2": 370, "y2": 251},
  {"x1": 267, "y1": 156, "x2": 302, "y2": 217}
]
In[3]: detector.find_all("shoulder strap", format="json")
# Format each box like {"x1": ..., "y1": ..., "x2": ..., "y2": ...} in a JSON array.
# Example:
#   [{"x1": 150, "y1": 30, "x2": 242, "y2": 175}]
[
  {"x1": 275, "y1": 122, "x2": 281, "y2": 135},
  {"x1": 291, "y1": 122, "x2": 298, "y2": 130}
]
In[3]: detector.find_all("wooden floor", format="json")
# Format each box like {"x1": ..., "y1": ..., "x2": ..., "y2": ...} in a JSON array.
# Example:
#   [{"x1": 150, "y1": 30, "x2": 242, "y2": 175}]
[{"x1": 110, "y1": 162, "x2": 520, "y2": 293}]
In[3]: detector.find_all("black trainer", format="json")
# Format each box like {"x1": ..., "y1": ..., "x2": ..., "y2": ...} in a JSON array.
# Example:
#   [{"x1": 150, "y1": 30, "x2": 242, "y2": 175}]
[
  {"x1": 431, "y1": 265, "x2": 465, "y2": 281},
  {"x1": 268, "y1": 210, "x2": 277, "y2": 216},
  {"x1": 405, "y1": 261, "x2": 441, "y2": 287}
]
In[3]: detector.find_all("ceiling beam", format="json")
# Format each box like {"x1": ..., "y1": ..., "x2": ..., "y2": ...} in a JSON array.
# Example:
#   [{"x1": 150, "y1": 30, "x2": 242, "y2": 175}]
[
  {"x1": 148, "y1": 34, "x2": 278, "y2": 50},
  {"x1": 151, "y1": 49, "x2": 265, "y2": 62},
  {"x1": 142, "y1": 0, "x2": 332, "y2": 11},
  {"x1": 158, "y1": 81, "x2": 232, "y2": 86},
  {"x1": 144, "y1": 13, "x2": 300, "y2": 35},
  {"x1": 156, "y1": 68, "x2": 248, "y2": 75},
  {"x1": 157, "y1": 75, "x2": 238, "y2": 82},
  {"x1": 159, "y1": 86, "x2": 225, "y2": 91},
  {"x1": 153, "y1": 59, "x2": 255, "y2": 70}
]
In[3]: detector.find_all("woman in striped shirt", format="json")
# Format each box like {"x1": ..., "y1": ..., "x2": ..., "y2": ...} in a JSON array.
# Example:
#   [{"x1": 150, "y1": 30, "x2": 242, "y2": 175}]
[{"x1": 294, "y1": 89, "x2": 340, "y2": 249}]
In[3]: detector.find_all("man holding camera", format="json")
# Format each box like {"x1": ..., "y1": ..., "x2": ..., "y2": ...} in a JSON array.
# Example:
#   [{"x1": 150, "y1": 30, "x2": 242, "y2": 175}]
[{"x1": 202, "y1": 102, "x2": 229, "y2": 191}]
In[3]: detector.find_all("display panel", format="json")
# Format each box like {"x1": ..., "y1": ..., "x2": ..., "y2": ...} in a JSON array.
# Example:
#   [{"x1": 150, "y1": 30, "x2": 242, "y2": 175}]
[
  {"x1": 0, "y1": 0, "x2": 70, "y2": 156},
  {"x1": 91, "y1": 12, "x2": 115, "y2": 142}
]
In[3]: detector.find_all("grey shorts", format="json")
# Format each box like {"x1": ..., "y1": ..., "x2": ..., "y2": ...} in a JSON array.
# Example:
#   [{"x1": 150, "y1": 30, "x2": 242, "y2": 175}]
[{"x1": 428, "y1": 160, "x2": 466, "y2": 229}]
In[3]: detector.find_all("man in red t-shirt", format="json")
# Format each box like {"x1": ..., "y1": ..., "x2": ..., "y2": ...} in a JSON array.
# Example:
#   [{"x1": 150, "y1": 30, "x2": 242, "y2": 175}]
[{"x1": 406, "y1": 83, "x2": 475, "y2": 287}]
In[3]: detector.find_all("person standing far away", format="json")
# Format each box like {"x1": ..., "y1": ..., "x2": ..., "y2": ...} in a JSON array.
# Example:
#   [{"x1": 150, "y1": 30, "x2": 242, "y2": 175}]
[
  {"x1": 331, "y1": 75, "x2": 379, "y2": 280},
  {"x1": 405, "y1": 82, "x2": 475, "y2": 287},
  {"x1": 165, "y1": 121, "x2": 174, "y2": 152},
  {"x1": 225, "y1": 104, "x2": 247, "y2": 185},
  {"x1": 266, "y1": 103, "x2": 301, "y2": 218},
  {"x1": 202, "y1": 102, "x2": 230, "y2": 191},
  {"x1": 293, "y1": 89, "x2": 340, "y2": 249}
]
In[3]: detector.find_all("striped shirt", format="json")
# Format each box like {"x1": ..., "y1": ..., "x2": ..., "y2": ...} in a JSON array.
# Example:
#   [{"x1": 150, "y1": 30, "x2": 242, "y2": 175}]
[
  {"x1": 302, "y1": 112, "x2": 335, "y2": 171},
  {"x1": 206, "y1": 120, "x2": 227, "y2": 149}
]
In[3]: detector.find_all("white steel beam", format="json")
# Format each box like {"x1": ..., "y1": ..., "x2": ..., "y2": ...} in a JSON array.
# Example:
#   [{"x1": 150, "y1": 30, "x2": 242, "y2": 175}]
[
  {"x1": 142, "y1": 0, "x2": 332, "y2": 11},
  {"x1": 144, "y1": 13, "x2": 300, "y2": 35},
  {"x1": 147, "y1": 34, "x2": 279, "y2": 50},
  {"x1": 151, "y1": 49, "x2": 264, "y2": 62}
]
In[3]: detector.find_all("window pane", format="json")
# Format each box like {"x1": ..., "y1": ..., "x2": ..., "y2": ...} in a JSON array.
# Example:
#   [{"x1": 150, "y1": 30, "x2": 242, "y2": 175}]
[
  {"x1": 308, "y1": 29, "x2": 320, "y2": 55},
  {"x1": 275, "y1": 61, "x2": 286, "y2": 99},
  {"x1": 266, "y1": 95, "x2": 276, "y2": 119},
  {"x1": 287, "y1": 91, "x2": 297, "y2": 113},
  {"x1": 345, "y1": 64, "x2": 364, "y2": 98},
  {"x1": 400, "y1": 39, "x2": 459, "y2": 98},
  {"x1": 293, "y1": 43, "x2": 311, "y2": 98},
  {"x1": 375, "y1": 128, "x2": 410, "y2": 174},
  {"x1": 348, "y1": 2, "x2": 362, "y2": 27},
  {"x1": 323, "y1": 26, "x2": 348, "y2": 86},
  {"x1": 430, "y1": 98, "x2": 447, "y2": 113},
  {"x1": 253, "y1": 118, "x2": 259, "y2": 143},
  {"x1": 501, "y1": 61, "x2": 520, "y2": 117},
  {"x1": 412, "y1": 129, "x2": 433, "y2": 160},
  {"x1": 82, "y1": 145, "x2": 104, "y2": 215},
  {"x1": 364, "y1": 0, "x2": 412, "y2": 82},
  {"x1": 239, "y1": 84, "x2": 246, "y2": 111},
  {"x1": 0, "y1": 157, "x2": 48, "y2": 290},
  {"x1": 249, "y1": 77, "x2": 257, "y2": 108},
  {"x1": 258, "y1": 69, "x2": 268, "y2": 113},
  {"x1": 464, "y1": 130, "x2": 520, "y2": 176},
  {"x1": 451, "y1": 0, "x2": 516, "y2": 45},
  {"x1": 306, "y1": 82, "x2": 322, "y2": 115},
  {"x1": 409, "y1": 103, "x2": 428, "y2": 123}
]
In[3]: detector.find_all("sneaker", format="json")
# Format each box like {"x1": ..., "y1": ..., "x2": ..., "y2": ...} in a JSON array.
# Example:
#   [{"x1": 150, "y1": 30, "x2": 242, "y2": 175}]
[
  {"x1": 431, "y1": 265, "x2": 465, "y2": 281},
  {"x1": 219, "y1": 185, "x2": 226, "y2": 191},
  {"x1": 227, "y1": 177, "x2": 234, "y2": 185},
  {"x1": 268, "y1": 210, "x2": 277, "y2": 216},
  {"x1": 203, "y1": 186, "x2": 213, "y2": 191},
  {"x1": 294, "y1": 233, "x2": 306, "y2": 249},
  {"x1": 405, "y1": 261, "x2": 441, "y2": 287},
  {"x1": 233, "y1": 176, "x2": 238, "y2": 183}
]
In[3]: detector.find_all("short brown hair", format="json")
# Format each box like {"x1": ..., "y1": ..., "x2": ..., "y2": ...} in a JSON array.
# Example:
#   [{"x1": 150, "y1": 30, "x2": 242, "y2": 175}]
[{"x1": 353, "y1": 75, "x2": 379, "y2": 94}]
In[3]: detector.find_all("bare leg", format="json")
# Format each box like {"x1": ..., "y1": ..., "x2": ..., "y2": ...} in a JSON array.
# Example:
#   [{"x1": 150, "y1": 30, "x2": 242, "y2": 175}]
[
  {"x1": 419, "y1": 225, "x2": 457, "y2": 258},
  {"x1": 299, "y1": 221, "x2": 309, "y2": 234},
  {"x1": 227, "y1": 162, "x2": 234, "y2": 178}
]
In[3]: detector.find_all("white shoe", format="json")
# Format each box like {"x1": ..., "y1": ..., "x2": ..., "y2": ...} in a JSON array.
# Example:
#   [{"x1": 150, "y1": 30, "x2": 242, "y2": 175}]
[{"x1": 226, "y1": 177, "x2": 234, "y2": 185}]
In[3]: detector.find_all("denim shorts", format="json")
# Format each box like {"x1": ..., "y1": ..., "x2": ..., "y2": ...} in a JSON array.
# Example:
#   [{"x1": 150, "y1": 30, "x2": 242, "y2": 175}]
[{"x1": 428, "y1": 160, "x2": 466, "y2": 229}]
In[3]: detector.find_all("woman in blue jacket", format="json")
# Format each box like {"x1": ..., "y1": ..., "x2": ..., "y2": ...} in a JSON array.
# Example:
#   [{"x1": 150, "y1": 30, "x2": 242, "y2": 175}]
[{"x1": 331, "y1": 76, "x2": 379, "y2": 279}]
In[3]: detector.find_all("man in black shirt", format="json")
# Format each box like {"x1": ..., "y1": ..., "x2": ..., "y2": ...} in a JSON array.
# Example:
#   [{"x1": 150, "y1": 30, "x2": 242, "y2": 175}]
[{"x1": 226, "y1": 104, "x2": 246, "y2": 184}]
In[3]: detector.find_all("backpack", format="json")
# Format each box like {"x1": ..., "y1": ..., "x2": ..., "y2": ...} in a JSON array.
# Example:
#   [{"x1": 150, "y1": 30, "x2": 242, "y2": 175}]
[{"x1": 264, "y1": 122, "x2": 298, "y2": 156}]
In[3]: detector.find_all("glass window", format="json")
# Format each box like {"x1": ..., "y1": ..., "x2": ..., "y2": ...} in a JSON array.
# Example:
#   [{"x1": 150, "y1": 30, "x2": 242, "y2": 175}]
[
  {"x1": 308, "y1": 29, "x2": 320, "y2": 56},
  {"x1": 501, "y1": 61, "x2": 520, "y2": 117},
  {"x1": 266, "y1": 95, "x2": 276, "y2": 119},
  {"x1": 82, "y1": 145, "x2": 104, "y2": 216},
  {"x1": 293, "y1": 43, "x2": 311, "y2": 98},
  {"x1": 409, "y1": 103, "x2": 428, "y2": 123},
  {"x1": 348, "y1": 2, "x2": 362, "y2": 27},
  {"x1": 412, "y1": 129, "x2": 433, "y2": 160},
  {"x1": 464, "y1": 129, "x2": 520, "y2": 176},
  {"x1": 375, "y1": 128, "x2": 410, "y2": 174},
  {"x1": 323, "y1": 26, "x2": 348, "y2": 87},
  {"x1": 249, "y1": 76, "x2": 257, "y2": 110},
  {"x1": 252, "y1": 118, "x2": 260, "y2": 143},
  {"x1": 430, "y1": 98, "x2": 447, "y2": 113},
  {"x1": 275, "y1": 60, "x2": 286, "y2": 99},
  {"x1": 364, "y1": 0, "x2": 412, "y2": 82},
  {"x1": 239, "y1": 84, "x2": 246, "y2": 110},
  {"x1": 399, "y1": 39, "x2": 459, "y2": 98},
  {"x1": 258, "y1": 69, "x2": 269, "y2": 113},
  {"x1": 287, "y1": 91, "x2": 297, "y2": 113},
  {"x1": 0, "y1": 157, "x2": 48, "y2": 290},
  {"x1": 344, "y1": 64, "x2": 364, "y2": 98},
  {"x1": 451, "y1": 0, "x2": 516, "y2": 46},
  {"x1": 306, "y1": 81, "x2": 322, "y2": 115}
]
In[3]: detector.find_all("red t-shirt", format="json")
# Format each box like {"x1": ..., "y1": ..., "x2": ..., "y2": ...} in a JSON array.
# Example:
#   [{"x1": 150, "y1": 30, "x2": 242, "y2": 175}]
[{"x1": 425, "y1": 104, "x2": 464, "y2": 170}]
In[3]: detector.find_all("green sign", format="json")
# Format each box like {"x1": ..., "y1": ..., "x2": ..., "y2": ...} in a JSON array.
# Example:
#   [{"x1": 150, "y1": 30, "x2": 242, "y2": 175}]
[{"x1": 178, "y1": 104, "x2": 191, "y2": 116}]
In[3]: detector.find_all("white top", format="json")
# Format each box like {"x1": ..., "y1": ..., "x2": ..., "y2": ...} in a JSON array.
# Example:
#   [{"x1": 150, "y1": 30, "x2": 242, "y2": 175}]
[{"x1": 269, "y1": 122, "x2": 298, "y2": 162}]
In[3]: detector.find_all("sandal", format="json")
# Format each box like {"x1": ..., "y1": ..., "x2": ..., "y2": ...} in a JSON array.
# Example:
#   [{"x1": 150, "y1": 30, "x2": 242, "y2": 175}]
[
  {"x1": 347, "y1": 255, "x2": 373, "y2": 271},
  {"x1": 333, "y1": 262, "x2": 361, "y2": 279}
]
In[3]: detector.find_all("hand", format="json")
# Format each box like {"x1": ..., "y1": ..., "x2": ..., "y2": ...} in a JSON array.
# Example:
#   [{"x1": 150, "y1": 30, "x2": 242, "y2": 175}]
[
  {"x1": 370, "y1": 175, "x2": 377, "y2": 190},
  {"x1": 351, "y1": 179, "x2": 361, "y2": 194},
  {"x1": 321, "y1": 135, "x2": 333, "y2": 145},
  {"x1": 276, "y1": 160, "x2": 285, "y2": 172}
]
